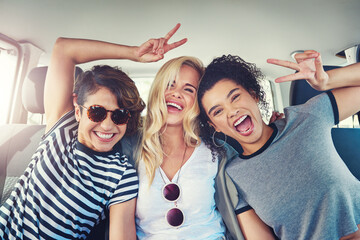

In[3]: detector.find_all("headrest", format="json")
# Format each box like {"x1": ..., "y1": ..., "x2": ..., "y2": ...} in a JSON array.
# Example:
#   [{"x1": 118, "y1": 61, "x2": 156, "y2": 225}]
[
  {"x1": 22, "y1": 66, "x2": 83, "y2": 114},
  {"x1": 289, "y1": 65, "x2": 341, "y2": 106}
]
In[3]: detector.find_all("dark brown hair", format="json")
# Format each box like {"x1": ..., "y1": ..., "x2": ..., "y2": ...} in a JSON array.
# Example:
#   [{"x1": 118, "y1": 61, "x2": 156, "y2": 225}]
[{"x1": 74, "y1": 65, "x2": 145, "y2": 135}]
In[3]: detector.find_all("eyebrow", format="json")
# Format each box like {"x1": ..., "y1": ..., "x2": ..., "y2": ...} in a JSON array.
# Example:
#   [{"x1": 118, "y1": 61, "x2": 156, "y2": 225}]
[
  {"x1": 207, "y1": 87, "x2": 239, "y2": 115},
  {"x1": 168, "y1": 81, "x2": 197, "y2": 91},
  {"x1": 185, "y1": 83, "x2": 197, "y2": 90}
]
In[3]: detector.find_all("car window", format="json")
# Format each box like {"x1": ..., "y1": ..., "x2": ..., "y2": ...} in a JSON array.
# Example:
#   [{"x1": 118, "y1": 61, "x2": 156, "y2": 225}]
[{"x1": 0, "y1": 37, "x2": 20, "y2": 124}]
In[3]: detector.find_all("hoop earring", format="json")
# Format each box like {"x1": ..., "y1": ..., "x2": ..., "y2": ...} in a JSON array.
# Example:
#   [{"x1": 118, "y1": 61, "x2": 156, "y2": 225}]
[{"x1": 212, "y1": 131, "x2": 227, "y2": 147}]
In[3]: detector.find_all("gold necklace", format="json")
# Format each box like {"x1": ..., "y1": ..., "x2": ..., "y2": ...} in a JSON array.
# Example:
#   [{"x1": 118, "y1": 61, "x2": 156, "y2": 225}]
[{"x1": 159, "y1": 145, "x2": 187, "y2": 184}]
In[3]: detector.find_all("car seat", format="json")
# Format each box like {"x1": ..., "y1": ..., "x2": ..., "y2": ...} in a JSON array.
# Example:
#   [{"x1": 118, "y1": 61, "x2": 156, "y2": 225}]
[{"x1": 289, "y1": 65, "x2": 360, "y2": 180}]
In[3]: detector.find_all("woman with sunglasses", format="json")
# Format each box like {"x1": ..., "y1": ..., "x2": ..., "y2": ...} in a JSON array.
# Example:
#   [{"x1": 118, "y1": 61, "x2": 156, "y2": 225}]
[
  {"x1": 197, "y1": 52, "x2": 360, "y2": 239},
  {"x1": 0, "y1": 25, "x2": 186, "y2": 240}
]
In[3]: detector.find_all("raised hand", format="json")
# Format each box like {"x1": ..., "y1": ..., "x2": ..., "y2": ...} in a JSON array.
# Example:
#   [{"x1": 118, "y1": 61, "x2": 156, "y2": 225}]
[
  {"x1": 267, "y1": 50, "x2": 329, "y2": 91},
  {"x1": 135, "y1": 23, "x2": 187, "y2": 63},
  {"x1": 269, "y1": 111, "x2": 284, "y2": 123}
]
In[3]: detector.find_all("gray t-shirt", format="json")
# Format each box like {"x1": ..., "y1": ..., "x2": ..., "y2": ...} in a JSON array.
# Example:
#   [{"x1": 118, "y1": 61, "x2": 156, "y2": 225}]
[{"x1": 226, "y1": 92, "x2": 360, "y2": 239}]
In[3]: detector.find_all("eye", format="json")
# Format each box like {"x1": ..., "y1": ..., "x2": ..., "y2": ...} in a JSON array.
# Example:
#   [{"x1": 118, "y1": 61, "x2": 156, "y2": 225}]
[
  {"x1": 213, "y1": 108, "x2": 223, "y2": 117},
  {"x1": 185, "y1": 88, "x2": 195, "y2": 93},
  {"x1": 231, "y1": 93, "x2": 240, "y2": 102},
  {"x1": 167, "y1": 81, "x2": 176, "y2": 89}
]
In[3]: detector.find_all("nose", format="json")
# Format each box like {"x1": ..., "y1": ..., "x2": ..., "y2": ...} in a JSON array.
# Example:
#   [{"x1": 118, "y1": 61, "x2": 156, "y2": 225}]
[
  {"x1": 168, "y1": 84, "x2": 183, "y2": 99},
  {"x1": 171, "y1": 89, "x2": 182, "y2": 99},
  {"x1": 100, "y1": 112, "x2": 114, "y2": 130},
  {"x1": 228, "y1": 107, "x2": 240, "y2": 119}
]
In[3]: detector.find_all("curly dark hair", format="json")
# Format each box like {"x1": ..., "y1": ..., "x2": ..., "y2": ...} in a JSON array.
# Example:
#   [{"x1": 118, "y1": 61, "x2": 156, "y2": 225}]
[
  {"x1": 197, "y1": 54, "x2": 269, "y2": 154},
  {"x1": 74, "y1": 65, "x2": 145, "y2": 135}
]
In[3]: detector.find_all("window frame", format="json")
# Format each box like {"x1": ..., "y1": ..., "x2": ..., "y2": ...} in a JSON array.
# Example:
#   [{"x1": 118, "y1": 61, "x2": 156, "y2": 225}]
[{"x1": 0, "y1": 33, "x2": 22, "y2": 124}]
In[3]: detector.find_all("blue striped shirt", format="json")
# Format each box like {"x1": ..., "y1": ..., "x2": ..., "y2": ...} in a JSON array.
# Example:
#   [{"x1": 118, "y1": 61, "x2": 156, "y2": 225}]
[{"x1": 0, "y1": 110, "x2": 138, "y2": 239}]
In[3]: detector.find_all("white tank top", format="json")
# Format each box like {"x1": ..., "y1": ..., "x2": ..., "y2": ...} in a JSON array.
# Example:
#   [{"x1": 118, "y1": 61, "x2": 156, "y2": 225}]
[{"x1": 135, "y1": 141, "x2": 225, "y2": 240}]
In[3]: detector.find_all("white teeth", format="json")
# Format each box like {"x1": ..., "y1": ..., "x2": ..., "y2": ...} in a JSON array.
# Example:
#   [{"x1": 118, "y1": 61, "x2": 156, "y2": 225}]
[
  {"x1": 167, "y1": 102, "x2": 183, "y2": 110},
  {"x1": 95, "y1": 132, "x2": 114, "y2": 139},
  {"x1": 234, "y1": 115, "x2": 248, "y2": 127}
]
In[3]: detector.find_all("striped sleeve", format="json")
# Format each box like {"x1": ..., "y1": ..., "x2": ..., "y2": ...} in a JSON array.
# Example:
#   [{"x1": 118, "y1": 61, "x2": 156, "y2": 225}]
[{"x1": 108, "y1": 163, "x2": 139, "y2": 207}]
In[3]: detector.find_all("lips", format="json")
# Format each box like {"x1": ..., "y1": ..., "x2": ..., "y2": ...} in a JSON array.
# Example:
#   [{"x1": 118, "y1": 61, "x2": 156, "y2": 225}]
[
  {"x1": 233, "y1": 115, "x2": 254, "y2": 136},
  {"x1": 166, "y1": 101, "x2": 183, "y2": 111},
  {"x1": 95, "y1": 131, "x2": 115, "y2": 142}
]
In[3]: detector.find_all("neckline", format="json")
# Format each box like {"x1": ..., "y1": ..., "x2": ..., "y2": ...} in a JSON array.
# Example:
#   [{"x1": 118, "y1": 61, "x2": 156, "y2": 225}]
[
  {"x1": 159, "y1": 142, "x2": 199, "y2": 182},
  {"x1": 239, "y1": 123, "x2": 278, "y2": 159}
]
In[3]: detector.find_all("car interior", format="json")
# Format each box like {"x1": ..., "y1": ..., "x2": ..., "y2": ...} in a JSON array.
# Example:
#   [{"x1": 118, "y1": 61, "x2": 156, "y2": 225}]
[{"x1": 0, "y1": 0, "x2": 360, "y2": 238}]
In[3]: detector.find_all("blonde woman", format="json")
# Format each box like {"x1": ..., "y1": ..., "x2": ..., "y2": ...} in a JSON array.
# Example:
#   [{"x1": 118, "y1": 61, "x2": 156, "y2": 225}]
[{"x1": 135, "y1": 56, "x2": 227, "y2": 239}]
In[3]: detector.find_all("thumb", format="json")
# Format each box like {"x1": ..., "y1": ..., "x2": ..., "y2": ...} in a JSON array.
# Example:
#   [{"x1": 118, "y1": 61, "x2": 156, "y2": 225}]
[
  {"x1": 314, "y1": 53, "x2": 325, "y2": 74},
  {"x1": 143, "y1": 54, "x2": 163, "y2": 63}
]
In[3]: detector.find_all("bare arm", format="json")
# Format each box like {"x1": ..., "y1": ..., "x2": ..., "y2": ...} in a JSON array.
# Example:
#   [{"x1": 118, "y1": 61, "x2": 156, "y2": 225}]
[
  {"x1": 108, "y1": 198, "x2": 137, "y2": 240},
  {"x1": 267, "y1": 50, "x2": 360, "y2": 122},
  {"x1": 325, "y1": 63, "x2": 360, "y2": 122},
  {"x1": 44, "y1": 23, "x2": 187, "y2": 132},
  {"x1": 237, "y1": 210, "x2": 276, "y2": 240}
]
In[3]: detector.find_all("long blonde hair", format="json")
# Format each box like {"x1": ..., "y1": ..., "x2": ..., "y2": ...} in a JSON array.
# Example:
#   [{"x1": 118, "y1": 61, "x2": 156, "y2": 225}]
[{"x1": 137, "y1": 56, "x2": 204, "y2": 185}]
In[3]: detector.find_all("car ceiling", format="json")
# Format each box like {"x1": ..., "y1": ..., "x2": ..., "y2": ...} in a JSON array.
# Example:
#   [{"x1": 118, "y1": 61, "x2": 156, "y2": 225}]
[{"x1": 1, "y1": 0, "x2": 360, "y2": 81}]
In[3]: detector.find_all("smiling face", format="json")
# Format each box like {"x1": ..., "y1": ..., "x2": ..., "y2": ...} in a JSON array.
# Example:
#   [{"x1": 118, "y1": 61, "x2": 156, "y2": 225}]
[
  {"x1": 201, "y1": 78, "x2": 273, "y2": 155},
  {"x1": 75, "y1": 87, "x2": 127, "y2": 152},
  {"x1": 164, "y1": 65, "x2": 200, "y2": 127}
]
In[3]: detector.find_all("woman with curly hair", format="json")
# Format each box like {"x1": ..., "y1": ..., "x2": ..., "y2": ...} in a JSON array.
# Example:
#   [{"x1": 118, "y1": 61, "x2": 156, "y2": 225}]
[{"x1": 197, "y1": 52, "x2": 360, "y2": 239}]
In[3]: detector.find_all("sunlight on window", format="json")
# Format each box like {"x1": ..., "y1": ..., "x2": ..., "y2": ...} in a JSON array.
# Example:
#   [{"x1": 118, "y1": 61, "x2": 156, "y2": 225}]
[
  {"x1": 0, "y1": 47, "x2": 18, "y2": 124},
  {"x1": 338, "y1": 114, "x2": 360, "y2": 128},
  {"x1": 260, "y1": 79, "x2": 274, "y2": 124},
  {"x1": 132, "y1": 76, "x2": 154, "y2": 115}
]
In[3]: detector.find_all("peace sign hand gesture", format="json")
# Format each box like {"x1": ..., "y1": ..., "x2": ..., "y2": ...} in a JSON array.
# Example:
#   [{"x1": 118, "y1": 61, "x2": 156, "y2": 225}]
[
  {"x1": 267, "y1": 50, "x2": 330, "y2": 91},
  {"x1": 135, "y1": 23, "x2": 187, "y2": 63}
]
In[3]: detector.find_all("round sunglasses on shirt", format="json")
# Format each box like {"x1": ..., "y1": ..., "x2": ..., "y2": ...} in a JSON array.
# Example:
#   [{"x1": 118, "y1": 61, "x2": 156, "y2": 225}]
[
  {"x1": 80, "y1": 104, "x2": 131, "y2": 125},
  {"x1": 162, "y1": 182, "x2": 185, "y2": 227}
]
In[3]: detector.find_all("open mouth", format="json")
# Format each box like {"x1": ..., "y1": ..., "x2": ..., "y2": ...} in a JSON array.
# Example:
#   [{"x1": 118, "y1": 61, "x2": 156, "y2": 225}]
[
  {"x1": 233, "y1": 115, "x2": 253, "y2": 135},
  {"x1": 95, "y1": 131, "x2": 115, "y2": 140},
  {"x1": 166, "y1": 102, "x2": 183, "y2": 111}
]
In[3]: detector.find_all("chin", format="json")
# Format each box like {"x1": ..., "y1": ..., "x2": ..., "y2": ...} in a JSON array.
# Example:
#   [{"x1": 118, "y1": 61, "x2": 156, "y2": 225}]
[
  {"x1": 92, "y1": 139, "x2": 118, "y2": 152},
  {"x1": 94, "y1": 144, "x2": 115, "y2": 153}
]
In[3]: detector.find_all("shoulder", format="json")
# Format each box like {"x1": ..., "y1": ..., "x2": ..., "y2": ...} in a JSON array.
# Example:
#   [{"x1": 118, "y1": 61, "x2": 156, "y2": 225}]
[
  {"x1": 43, "y1": 110, "x2": 77, "y2": 140},
  {"x1": 119, "y1": 130, "x2": 142, "y2": 165},
  {"x1": 106, "y1": 153, "x2": 138, "y2": 183},
  {"x1": 284, "y1": 91, "x2": 334, "y2": 117},
  {"x1": 222, "y1": 141, "x2": 239, "y2": 161},
  {"x1": 277, "y1": 91, "x2": 336, "y2": 131},
  {"x1": 200, "y1": 138, "x2": 239, "y2": 159}
]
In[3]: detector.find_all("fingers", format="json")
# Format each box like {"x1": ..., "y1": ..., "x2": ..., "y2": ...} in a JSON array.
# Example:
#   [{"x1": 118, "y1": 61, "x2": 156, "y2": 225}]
[
  {"x1": 296, "y1": 51, "x2": 326, "y2": 81},
  {"x1": 274, "y1": 72, "x2": 308, "y2": 83},
  {"x1": 313, "y1": 53, "x2": 324, "y2": 73},
  {"x1": 164, "y1": 23, "x2": 181, "y2": 41},
  {"x1": 164, "y1": 38, "x2": 187, "y2": 52},
  {"x1": 154, "y1": 38, "x2": 165, "y2": 54},
  {"x1": 269, "y1": 111, "x2": 284, "y2": 123},
  {"x1": 151, "y1": 39, "x2": 160, "y2": 53},
  {"x1": 268, "y1": 51, "x2": 320, "y2": 69},
  {"x1": 138, "y1": 23, "x2": 186, "y2": 61},
  {"x1": 294, "y1": 50, "x2": 319, "y2": 63},
  {"x1": 160, "y1": 23, "x2": 187, "y2": 53},
  {"x1": 268, "y1": 50, "x2": 323, "y2": 83},
  {"x1": 267, "y1": 58, "x2": 301, "y2": 72}
]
